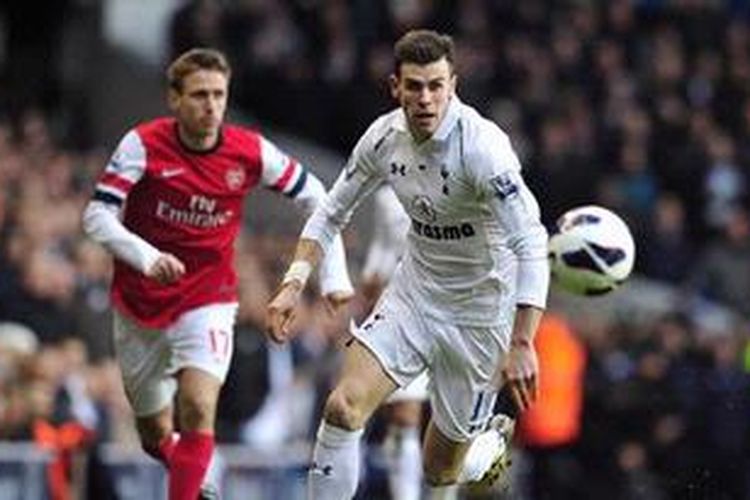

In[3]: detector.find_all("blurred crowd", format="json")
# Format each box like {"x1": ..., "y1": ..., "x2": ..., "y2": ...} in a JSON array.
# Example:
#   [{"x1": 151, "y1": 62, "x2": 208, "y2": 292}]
[{"x1": 0, "y1": 0, "x2": 750, "y2": 498}]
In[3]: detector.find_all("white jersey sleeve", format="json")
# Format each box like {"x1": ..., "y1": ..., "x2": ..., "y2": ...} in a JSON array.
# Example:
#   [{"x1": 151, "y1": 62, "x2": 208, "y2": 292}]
[
  {"x1": 473, "y1": 131, "x2": 549, "y2": 309},
  {"x1": 301, "y1": 119, "x2": 388, "y2": 255},
  {"x1": 259, "y1": 136, "x2": 352, "y2": 295},
  {"x1": 361, "y1": 186, "x2": 409, "y2": 282},
  {"x1": 82, "y1": 130, "x2": 161, "y2": 274}
]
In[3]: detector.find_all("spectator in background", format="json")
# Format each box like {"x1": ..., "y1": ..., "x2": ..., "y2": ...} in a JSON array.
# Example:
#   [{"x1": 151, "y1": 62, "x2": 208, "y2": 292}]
[
  {"x1": 690, "y1": 204, "x2": 750, "y2": 320},
  {"x1": 698, "y1": 332, "x2": 750, "y2": 498},
  {"x1": 516, "y1": 311, "x2": 587, "y2": 500},
  {"x1": 169, "y1": 0, "x2": 226, "y2": 62},
  {"x1": 640, "y1": 193, "x2": 694, "y2": 283}
]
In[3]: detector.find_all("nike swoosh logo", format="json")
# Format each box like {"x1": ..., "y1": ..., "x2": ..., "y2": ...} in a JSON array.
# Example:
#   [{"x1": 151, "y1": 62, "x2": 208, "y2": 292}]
[{"x1": 162, "y1": 168, "x2": 185, "y2": 178}]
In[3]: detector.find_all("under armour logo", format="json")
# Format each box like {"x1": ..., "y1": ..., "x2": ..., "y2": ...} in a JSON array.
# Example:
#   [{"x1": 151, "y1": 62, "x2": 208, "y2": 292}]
[
  {"x1": 390, "y1": 163, "x2": 407, "y2": 176},
  {"x1": 310, "y1": 462, "x2": 334, "y2": 476}
]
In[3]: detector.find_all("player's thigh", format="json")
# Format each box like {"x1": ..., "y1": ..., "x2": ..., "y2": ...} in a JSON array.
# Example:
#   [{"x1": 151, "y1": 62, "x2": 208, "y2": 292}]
[
  {"x1": 351, "y1": 290, "x2": 428, "y2": 390},
  {"x1": 422, "y1": 419, "x2": 471, "y2": 485},
  {"x1": 176, "y1": 367, "x2": 223, "y2": 431},
  {"x1": 429, "y1": 323, "x2": 505, "y2": 442},
  {"x1": 326, "y1": 339, "x2": 399, "y2": 428},
  {"x1": 113, "y1": 311, "x2": 176, "y2": 417}
]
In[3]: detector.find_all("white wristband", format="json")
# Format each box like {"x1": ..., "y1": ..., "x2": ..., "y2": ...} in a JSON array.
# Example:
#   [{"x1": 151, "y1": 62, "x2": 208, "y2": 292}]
[{"x1": 282, "y1": 260, "x2": 313, "y2": 287}]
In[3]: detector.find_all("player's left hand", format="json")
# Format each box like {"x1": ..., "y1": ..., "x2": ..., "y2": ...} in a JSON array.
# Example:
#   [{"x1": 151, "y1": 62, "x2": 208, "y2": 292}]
[
  {"x1": 266, "y1": 281, "x2": 303, "y2": 344},
  {"x1": 323, "y1": 290, "x2": 354, "y2": 316},
  {"x1": 495, "y1": 340, "x2": 539, "y2": 413}
]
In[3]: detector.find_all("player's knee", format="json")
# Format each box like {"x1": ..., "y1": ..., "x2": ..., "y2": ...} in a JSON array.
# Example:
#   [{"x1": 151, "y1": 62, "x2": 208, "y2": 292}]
[
  {"x1": 323, "y1": 388, "x2": 367, "y2": 430},
  {"x1": 178, "y1": 393, "x2": 216, "y2": 430}
]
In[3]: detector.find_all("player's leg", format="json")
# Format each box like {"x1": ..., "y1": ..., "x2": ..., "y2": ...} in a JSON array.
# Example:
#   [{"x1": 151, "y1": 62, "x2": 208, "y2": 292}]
[
  {"x1": 423, "y1": 323, "x2": 513, "y2": 497},
  {"x1": 112, "y1": 311, "x2": 178, "y2": 466},
  {"x1": 422, "y1": 415, "x2": 514, "y2": 499},
  {"x1": 422, "y1": 419, "x2": 471, "y2": 499},
  {"x1": 169, "y1": 367, "x2": 222, "y2": 500},
  {"x1": 382, "y1": 373, "x2": 428, "y2": 500},
  {"x1": 309, "y1": 338, "x2": 398, "y2": 500},
  {"x1": 167, "y1": 303, "x2": 238, "y2": 500},
  {"x1": 310, "y1": 288, "x2": 426, "y2": 499}
]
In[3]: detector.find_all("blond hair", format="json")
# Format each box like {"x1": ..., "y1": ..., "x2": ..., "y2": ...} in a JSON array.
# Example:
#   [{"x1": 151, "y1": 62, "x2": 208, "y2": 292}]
[{"x1": 167, "y1": 48, "x2": 231, "y2": 93}]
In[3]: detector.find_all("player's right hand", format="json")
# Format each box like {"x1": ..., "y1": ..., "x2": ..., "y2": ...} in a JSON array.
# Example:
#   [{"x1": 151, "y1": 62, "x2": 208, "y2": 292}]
[
  {"x1": 266, "y1": 281, "x2": 303, "y2": 343},
  {"x1": 146, "y1": 253, "x2": 186, "y2": 284}
]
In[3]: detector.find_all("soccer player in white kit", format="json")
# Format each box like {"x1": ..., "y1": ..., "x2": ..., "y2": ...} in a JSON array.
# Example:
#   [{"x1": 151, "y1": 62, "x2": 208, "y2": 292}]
[
  {"x1": 82, "y1": 48, "x2": 352, "y2": 500},
  {"x1": 267, "y1": 30, "x2": 549, "y2": 499}
]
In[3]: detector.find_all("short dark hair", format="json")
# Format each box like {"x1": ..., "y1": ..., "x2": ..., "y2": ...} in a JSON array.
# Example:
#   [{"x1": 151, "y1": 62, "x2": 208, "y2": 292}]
[
  {"x1": 393, "y1": 30, "x2": 455, "y2": 74},
  {"x1": 167, "y1": 48, "x2": 231, "y2": 93}
]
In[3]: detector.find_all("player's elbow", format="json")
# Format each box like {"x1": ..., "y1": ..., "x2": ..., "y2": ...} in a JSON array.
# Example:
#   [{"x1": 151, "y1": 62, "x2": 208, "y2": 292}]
[{"x1": 301, "y1": 174, "x2": 328, "y2": 209}]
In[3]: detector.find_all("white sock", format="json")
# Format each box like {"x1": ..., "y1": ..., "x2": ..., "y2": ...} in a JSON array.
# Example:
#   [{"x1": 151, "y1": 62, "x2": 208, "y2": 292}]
[
  {"x1": 384, "y1": 425, "x2": 423, "y2": 500},
  {"x1": 201, "y1": 447, "x2": 224, "y2": 493},
  {"x1": 308, "y1": 421, "x2": 364, "y2": 500},
  {"x1": 458, "y1": 427, "x2": 506, "y2": 483},
  {"x1": 425, "y1": 484, "x2": 459, "y2": 499}
]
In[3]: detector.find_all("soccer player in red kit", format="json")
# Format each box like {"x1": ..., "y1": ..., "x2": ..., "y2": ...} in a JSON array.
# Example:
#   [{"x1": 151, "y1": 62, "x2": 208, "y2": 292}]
[{"x1": 82, "y1": 48, "x2": 352, "y2": 500}]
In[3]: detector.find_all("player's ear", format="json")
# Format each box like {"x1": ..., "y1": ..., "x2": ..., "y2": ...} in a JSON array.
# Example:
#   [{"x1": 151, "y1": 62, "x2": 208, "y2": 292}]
[
  {"x1": 167, "y1": 88, "x2": 180, "y2": 112},
  {"x1": 389, "y1": 74, "x2": 400, "y2": 100}
]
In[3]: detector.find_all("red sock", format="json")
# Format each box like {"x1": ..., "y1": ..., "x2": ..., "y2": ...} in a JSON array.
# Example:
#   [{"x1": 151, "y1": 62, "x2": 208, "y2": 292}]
[
  {"x1": 157, "y1": 434, "x2": 177, "y2": 467},
  {"x1": 168, "y1": 431, "x2": 214, "y2": 500}
]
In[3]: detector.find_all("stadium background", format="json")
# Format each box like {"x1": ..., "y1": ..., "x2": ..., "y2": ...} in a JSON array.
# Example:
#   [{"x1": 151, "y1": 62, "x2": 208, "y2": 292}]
[{"x1": 0, "y1": 1, "x2": 749, "y2": 498}]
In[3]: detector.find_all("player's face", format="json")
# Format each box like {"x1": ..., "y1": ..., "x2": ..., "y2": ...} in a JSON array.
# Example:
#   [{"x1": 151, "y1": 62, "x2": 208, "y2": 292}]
[
  {"x1": 391, "y1": 57, "x2": 456, "y2": 143},
  {"x1": 169, "y1": 69, "x2": 228, "y2": 146}
]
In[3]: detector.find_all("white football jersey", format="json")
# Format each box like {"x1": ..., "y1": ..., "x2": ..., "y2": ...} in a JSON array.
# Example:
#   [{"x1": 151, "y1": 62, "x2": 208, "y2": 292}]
[
  {"x1": 361, "y1": 186, "x2": 410, "y2": 282},
  {"x1": 304, "y1": 97, "x2": 549, "y2": 326}
]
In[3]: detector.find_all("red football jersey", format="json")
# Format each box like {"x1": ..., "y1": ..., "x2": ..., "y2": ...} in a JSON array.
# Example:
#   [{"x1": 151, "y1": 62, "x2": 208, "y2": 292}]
[{"x1": 93, "y1": 118, "x2": 307, "y2": 327}]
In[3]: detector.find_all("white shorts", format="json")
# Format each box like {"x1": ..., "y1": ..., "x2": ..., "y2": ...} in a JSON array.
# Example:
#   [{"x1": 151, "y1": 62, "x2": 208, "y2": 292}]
[
  {"x1": 113, "y1": 302, "x2": 238, "y2": 417},
  {"x1": 353, "y1": 288, "x2": 509, "y2": 442}
]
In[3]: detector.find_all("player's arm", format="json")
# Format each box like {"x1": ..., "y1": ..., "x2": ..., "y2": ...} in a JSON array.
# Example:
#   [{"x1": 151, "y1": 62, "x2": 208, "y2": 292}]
[
  {"x1": 482, "y1": 135, "x2": 549, "y2": 412},
  {"x1": 81, "y1": 130, "x2": 185, "y2": 284},
  {"x1": 259, "y1": 137, "x2": 353, "y2": 307},
  {"x1": 266, "y1": 134, "x2": 386, "y2": 343}
]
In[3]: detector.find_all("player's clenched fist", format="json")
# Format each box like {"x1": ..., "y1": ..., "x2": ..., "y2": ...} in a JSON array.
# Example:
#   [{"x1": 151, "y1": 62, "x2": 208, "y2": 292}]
[
  {"x1": 146, "y1": 253, "x2": 186, "y2": 284},
  {"x1": 266, "y1": 281, "x2": 303, "y2": 343}
]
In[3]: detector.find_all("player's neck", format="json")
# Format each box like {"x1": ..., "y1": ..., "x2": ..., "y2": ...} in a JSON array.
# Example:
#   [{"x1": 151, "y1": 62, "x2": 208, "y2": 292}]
[
  {"x1": 176, "y1": 124, "x2": 220, "y2": 152},
  {"x1": 408, "y1": 126, "x2": 432, "y2": 145}
]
